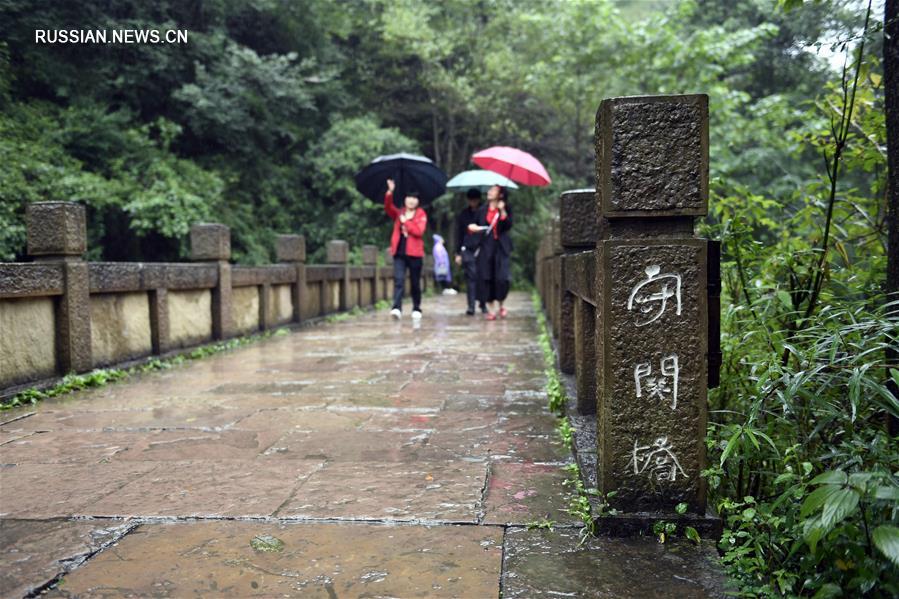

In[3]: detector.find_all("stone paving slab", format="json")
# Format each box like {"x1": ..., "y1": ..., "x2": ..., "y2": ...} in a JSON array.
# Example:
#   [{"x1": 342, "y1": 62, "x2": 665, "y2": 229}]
[
  {"x1": 482, "y1": 463, "x2": 579, "y2": 525},
  {"x1": 44, "y1": 521, "x2": 503, "y2": 598},
  {"x1": 0, "y1": 462, "x2": 158, "y2": 518},
  {"x1": 261, "y1": 429, "x2": 443, "y2": 462},
  {"x1": 0, "y1": 519, "x2": 134, "y2": 598},
  {"x1": 230, "y1": 408, "x2": 376, "y2": 432},
  {"x1": 1, "y1": 428, "x2": 282, "y2": 464},
  {"x1": 0, "y1": 429, "x2": 36, "y2": 447},
  {"x1": 0, "y1": 405, "x2": 250, "y2": 433},
  {"x1": 428, "y1": 424, "x2": 569, "y2": 464},
  {"x1": 502, "y1": 527, "x2": 729, "y2": 598},
  {"x1": 89, "y1": 460, "x2": 323, "y2": 518},
  {"x1": 276, "y1": 460, "x2": 488, "y2": 523}
]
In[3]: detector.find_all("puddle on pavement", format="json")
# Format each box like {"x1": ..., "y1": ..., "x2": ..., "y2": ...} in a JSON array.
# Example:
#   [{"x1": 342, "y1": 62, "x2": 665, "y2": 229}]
[{"x1": 502, "y1": 527, "x2": 729, "y2": 598}]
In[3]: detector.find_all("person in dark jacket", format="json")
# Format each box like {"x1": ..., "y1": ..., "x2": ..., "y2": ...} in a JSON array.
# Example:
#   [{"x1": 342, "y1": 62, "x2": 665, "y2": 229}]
[
  {"x1": 454, "y1": 187, "x2": 487, "y2": 315},
  {"x1": 468, "y1": 185, "x2": 513, "y2": 320}
]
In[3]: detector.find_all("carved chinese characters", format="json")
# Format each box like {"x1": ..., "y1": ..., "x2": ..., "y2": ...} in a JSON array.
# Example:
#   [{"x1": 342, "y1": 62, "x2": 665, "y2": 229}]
[
  {"x1": 629, "y1": 437, "x2": 687, "y2": 482},
  {"x1": 634, "y1": 354, "x2": 679, "y2": 410},
  {"x1": 598, "y1": 240, "x2": 708, "y2": 512},
  {"x1": 627, "y1": 265, "x2": 683, "y2": 326}
]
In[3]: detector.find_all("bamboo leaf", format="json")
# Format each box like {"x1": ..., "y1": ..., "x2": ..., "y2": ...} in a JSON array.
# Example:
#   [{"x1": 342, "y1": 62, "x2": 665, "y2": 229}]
[
  {"x1": 810, "y1": 470, "x2": 848, "y2": 486},
  {"x1": 719, "y1": 427, "x2": 742, "y2": 467}
]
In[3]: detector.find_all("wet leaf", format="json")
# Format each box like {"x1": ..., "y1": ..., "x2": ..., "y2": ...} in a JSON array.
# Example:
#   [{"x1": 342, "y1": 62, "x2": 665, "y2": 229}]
[
  {"x1": 812, "y1": 583, "x2": 842, "y2": 599},
  {"x1": 820, "y1": 488, "x2": 859, "y2": 530},
  {"x1": 685, "y1": 526, "x2": 701, "y2": 545},
  {"x1": 801, "y1": 485, "x2": 841, "y2": 518},
  {"x1": 872, "y1": 525, "x2": 899, "y2": 567},
  {"x1": 250, "y1": 535, "x2": 285, "y2": 553}
]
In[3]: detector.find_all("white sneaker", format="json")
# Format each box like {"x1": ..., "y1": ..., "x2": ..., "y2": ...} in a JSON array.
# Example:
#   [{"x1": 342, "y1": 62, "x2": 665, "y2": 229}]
[
  {"x1": 390, "y1": 308, "x2": 402, "y2": 320},
  {"x1": 442, "y1": 288, "x2": 458, "y2": 295},
  {"x1": 411, "y1": 310, "x2": 422, "y2": 320}
]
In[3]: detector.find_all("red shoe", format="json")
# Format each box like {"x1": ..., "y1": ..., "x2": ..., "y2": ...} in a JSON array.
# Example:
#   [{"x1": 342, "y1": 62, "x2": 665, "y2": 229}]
[
  {"x1": 485, "y1": 312, "x2": 497, "y2": 321},
  {"x1": 499, "y1": 307, "x2": 508, "y2": 319}
]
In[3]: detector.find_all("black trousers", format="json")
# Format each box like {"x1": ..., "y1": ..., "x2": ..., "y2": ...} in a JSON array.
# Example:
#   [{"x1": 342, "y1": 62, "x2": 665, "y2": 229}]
[
  {"x1": 477, "y1": 245, "x2": 511, "y2": 304},
  {"x1": 461, "y1": 249, "x2": 484, "y2": 311},
  {"x1": 392, "y1": 255, "x2": 422, "y2": 311}
]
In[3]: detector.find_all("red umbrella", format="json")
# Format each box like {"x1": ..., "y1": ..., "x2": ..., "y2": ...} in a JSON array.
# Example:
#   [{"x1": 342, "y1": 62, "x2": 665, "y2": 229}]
[{"x1": 471, "y1": 146, "x2": 551, "y2": 186}]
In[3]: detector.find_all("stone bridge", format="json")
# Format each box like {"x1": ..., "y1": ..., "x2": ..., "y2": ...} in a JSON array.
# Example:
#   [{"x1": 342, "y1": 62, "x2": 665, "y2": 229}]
[{"x1": 0, "y1": 95, "x2": 728, "y2": 598}]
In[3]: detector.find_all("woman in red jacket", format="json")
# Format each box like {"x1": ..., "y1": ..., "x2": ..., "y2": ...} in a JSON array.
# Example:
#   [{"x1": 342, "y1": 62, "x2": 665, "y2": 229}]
[{"x1": 385, "y1": 178, "x2": 428, "y2": 320}]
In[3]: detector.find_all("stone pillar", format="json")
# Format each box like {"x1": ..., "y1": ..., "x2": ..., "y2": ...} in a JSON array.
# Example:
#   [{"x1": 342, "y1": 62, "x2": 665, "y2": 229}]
[
  {"x1": 383, "y1": 247, "x2": 396, "y2": 301},
  {"x1": 538, "y1": 233, "x2": 550, "y2": 308},
  {"x1": 535, "y1": 236, "x2": 544, "y2": 302},
  {"x1": 559, "y1": 189, "x2": 603, "y2": 375},
  {"x1": 424, "y1": 255, "x2": 434, "y2": 293},
  {"x1": 362, "y1": 245, "x2": 379, "y2": 306},
  {"x1": 595, "y1": 94, "x2": 710, "y2": 515},
  {"x1": 191, "y1": 223, "x2": 232, "y2": 340},
  {"x1": 259, "y1": 283, "x2": 271, "y2": 331},
  {"x1": 574, "y1": 300, "x2": 597, "y2": 413},
  {"x1": 26, "y1": 202, "x2": 92, "y2": 374},
  {"x1": 550, "y1": 218, "x2": 563, "y2": 338},
  {"x1": 326, "y1": 240, "x2": 350, "y2": 310},
  {"x1": 149, "y1": 288, "x2": 170, "y2": 354},
  {"x1": 276, "y1": 234, "x2": 306, "y2": 322}
]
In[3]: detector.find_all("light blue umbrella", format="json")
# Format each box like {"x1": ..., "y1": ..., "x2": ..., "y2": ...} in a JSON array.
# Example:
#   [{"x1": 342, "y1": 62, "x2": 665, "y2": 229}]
[{"x1": 445, "y1": 169, "x2": 519, "y2": 191}]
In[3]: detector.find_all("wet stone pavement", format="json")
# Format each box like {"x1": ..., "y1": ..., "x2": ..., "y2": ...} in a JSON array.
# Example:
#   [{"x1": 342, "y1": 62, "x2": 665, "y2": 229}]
[{"x1": 0, "y1": 292, "x2": 726, "y2": 598}]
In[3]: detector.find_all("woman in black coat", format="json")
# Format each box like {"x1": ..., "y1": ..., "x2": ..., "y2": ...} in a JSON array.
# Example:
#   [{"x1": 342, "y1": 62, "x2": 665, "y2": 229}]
[{"x1": 468, "y1": 185, "x2": 513, "y2": 320}]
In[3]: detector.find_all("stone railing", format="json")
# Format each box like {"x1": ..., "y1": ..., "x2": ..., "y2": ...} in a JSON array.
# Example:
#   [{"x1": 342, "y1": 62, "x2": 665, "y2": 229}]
[
  {"x1": 536, "y1": 94, "x2": 723, "y2": 536},
  {"x1": 0, "y1": 205, "x2": 430, "y2": 392}
]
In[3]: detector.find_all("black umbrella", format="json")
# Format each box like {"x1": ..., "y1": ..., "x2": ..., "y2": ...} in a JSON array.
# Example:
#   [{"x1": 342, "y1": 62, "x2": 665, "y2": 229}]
[{"x1": 354, "y1": 152, "x2": 448, "y2": 207}]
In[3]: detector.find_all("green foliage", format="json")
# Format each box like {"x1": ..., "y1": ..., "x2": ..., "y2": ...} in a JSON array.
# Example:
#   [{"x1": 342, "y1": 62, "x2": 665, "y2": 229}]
[
  {"x1": 324, "y1": 305, "x2": 366, "y2": 323},
  {"x1": 0, "y1": 103, "x2": 223, "y2": 261},
  {"x1": 301, "y1": 116, "x2": 419, "y2": 261},
  {"x1": 701, "y1": 3, "x2": 898, "y2": 594},
  {"x1": 557, "y1": 417, "x2": 574, "y2": 450},
  {"x1": 0, "y1": 0, "x2": 868, "y2": 279},
  {"x1": 532, "y1": 291, "x2": 567, "y2": 415},
  {"x1": 525, "y1": 518, "x2": 556, "y2": 532},
  {"x1": 561, "y1": 461, "x2": 621, "y2": 546},
  {"x1": 561, "y1": 462, "x2": 596, "y2": 543}
]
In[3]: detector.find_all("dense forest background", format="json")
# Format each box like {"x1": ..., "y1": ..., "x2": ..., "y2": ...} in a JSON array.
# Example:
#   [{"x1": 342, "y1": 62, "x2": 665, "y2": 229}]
[
  {"x1": 0, "y1": 0, "x2": 870, "y2": 273},
  {"x1": 1, "y1": 0, "x2": 897, "y2": 596}
]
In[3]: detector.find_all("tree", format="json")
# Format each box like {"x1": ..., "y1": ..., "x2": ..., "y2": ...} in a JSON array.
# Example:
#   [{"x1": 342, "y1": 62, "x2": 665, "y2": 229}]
[{"x1": 885, "y1": 0, "x2": 898, "y2": 423}]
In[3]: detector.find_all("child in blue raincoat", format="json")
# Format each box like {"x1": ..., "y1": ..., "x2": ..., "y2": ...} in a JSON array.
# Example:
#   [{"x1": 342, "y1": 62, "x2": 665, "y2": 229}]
[{"x1": 432, "y1": 234, "x2": 455, "y2": 294}]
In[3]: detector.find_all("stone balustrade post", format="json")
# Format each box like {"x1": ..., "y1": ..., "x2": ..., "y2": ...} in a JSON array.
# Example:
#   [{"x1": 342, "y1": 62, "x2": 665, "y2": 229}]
[
  {"x1": 423, "y1": 255, "x2": 433, "y2": 293},
  {"x1": 326, "y1": 240, "x2": 350, "y2": 310},
  {"x1": 595, "y1": 94, "x2": 711, "y2": 517},
  {"x1": 559, "y1": 189, "x2": 606, "y2": 413},
  {"x1": 549, "y1": 218, "x2": 563, "y2": 338},
  {"x1": 362, "y1": 245, "x2": 379, "y2": 305},
  {"x1": 191, "y1": 223, "x2": 233, "y2": 340},
  {"x1": 384, "y1": 247, "x2": 394, "y2": 302},
  {"x1": 539, "y1": 232, "x2": 551, "y2": 307},
  {"x1": 277, "y1": 234, "x2": 306, "y2": 322},
  {"x1": 26, "y1": 202, "x2": 92, "y2": 374}
]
